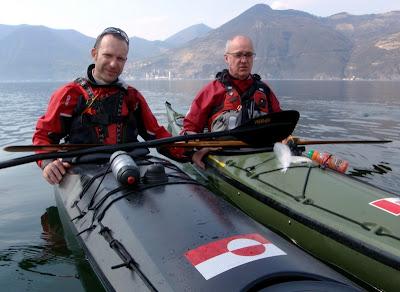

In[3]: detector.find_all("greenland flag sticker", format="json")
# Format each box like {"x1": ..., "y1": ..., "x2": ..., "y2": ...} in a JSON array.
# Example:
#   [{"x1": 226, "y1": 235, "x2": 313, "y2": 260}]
[
  {"x1": 370, "y1": 198, "x2": 400, "y2": 216},
  {"x1": 185, "y1": 233, "x2": 286, "y2": 280}
]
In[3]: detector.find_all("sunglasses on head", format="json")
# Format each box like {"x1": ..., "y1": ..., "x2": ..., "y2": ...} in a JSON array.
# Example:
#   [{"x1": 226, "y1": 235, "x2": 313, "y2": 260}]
[{"x1": 98, "y1": 27, "x2": 129, "y2": 46}]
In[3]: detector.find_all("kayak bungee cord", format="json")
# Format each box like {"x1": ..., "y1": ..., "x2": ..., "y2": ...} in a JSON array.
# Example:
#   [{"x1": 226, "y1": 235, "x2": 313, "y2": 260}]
[
  {"x1": 87, "y1": 163, "x2": 113, "y2": 210},
  {"x1": 79, "y1": 169, "x2": 111, "y2": 199},
  {"x1": 73, "y1": 156, "x2": 205, "y2": 236},
  {"x1": 91, "y1": 156, "x2": 203, "y2": 219},
  {"x1": 97, "y1": 221, "x2": 157, "y2": 292},
  {"x1": 94, "y1": 180, "x2": 204, "y2": 223}
]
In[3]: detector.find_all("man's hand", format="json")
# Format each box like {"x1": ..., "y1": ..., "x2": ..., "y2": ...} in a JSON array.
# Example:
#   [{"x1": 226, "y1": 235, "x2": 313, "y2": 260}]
[
  {"x1": 42, "y1": 159, "x2": 71, "y2": 185},
  {"x1": 192, "y1": 147, "x2": 222, "y2": 170},
  {"x1": 281, "y1": 135, "x2": 294, "y2": 145},
  {"x1": 182, "y1": 130, "x2": 222, "y2": 169}
]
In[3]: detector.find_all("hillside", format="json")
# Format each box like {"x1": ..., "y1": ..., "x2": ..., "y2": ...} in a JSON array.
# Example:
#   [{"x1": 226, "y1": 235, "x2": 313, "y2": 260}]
[
  {"x1": 130, "y1": 4, "x2": 400, "y2": 80},
  {"x1": 1, "y1": 5, "x2": 400, "y2": 80}
]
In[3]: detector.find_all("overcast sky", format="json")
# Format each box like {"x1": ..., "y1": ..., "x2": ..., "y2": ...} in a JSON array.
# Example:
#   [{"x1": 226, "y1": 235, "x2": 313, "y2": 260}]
[{"x1": 1, "y1": 0, "x2": 400, "y2": 40}]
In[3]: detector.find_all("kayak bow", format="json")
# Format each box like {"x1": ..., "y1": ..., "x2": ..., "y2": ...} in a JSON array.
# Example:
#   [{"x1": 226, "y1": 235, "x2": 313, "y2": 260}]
[
  {"x1": 166, "y1": 101, "x2": 400, "y2": 291},
  {"x1": 54, "y1": 150, "x2": 362, "y2": 291}
]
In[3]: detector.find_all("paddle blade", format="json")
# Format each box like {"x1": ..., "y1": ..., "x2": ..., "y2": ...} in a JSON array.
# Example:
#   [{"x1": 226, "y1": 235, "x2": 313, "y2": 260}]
[{"x1": 234, "y1": 110, "x2": 300, "y2": 146}]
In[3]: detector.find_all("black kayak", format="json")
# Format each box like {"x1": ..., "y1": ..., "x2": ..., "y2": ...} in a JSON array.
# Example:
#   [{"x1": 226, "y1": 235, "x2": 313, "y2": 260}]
[{"x1": 54, "y1": 149, "x2": 364, "y2": 291}]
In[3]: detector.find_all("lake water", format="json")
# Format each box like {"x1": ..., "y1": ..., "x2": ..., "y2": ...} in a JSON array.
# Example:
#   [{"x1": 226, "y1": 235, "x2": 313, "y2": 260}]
[{"x1": 0, "y1": 80, "x2": 399, "y2": 291}]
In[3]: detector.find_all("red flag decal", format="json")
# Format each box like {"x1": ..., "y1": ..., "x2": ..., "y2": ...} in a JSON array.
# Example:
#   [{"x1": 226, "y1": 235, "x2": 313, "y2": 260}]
[
  {"x1": 370, "y1": 198, "x2": 400, "y2": 216},
  {"x1": 185, "y1": 233, "x2": 286, "y2": 280}
]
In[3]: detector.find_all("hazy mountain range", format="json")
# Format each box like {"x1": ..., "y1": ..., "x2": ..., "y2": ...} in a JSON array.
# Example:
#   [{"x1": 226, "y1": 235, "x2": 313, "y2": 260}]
[{"x1": 1, "y1": 4, "x2": 400, "y2": 81}]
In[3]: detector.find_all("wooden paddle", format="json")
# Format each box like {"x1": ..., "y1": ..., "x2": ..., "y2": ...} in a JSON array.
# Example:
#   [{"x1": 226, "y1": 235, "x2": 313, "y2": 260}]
[{"x1": 0, "y1": 110, "x2": 300, "y2": 169}]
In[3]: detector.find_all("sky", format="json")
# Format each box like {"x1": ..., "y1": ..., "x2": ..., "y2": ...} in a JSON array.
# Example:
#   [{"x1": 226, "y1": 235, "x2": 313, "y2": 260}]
[{"x1": 1, "y1": 0, "x2": 400, "y2": 41}]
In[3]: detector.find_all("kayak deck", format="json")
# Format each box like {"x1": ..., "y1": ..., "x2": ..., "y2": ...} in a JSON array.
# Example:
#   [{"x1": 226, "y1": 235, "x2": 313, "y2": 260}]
[
  {"x1": 55, "y1": 153, "x2": 362, "y2": 291},
  {"x1": 207, "y1": 152, "x2": 399, "y2": 258},
  {"x1": 166, "y1": 101, "x2": 400, "y2": 291}
]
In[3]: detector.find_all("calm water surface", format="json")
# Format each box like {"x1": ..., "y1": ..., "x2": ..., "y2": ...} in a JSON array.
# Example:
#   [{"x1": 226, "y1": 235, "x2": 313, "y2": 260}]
[{"x1": 0, "y1": 80, "x2": 399, "y2": 291}]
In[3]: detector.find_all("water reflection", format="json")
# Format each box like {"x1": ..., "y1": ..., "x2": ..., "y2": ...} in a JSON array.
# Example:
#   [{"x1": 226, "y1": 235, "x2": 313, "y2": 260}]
[
  {"x1": 349, "y1": 162, "x2": 393, "y2": 178},
  {"x1": 0, "y1": 207, "x2": 104, "y2": 291}
]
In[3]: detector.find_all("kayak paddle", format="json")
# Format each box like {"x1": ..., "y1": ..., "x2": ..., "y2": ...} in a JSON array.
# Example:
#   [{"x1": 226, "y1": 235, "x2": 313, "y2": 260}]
[
  {"x1": 0, "y1": 110, "x2": 300, "y2": 169},
  {"x1": 4, "y1": 140, "x2": 250, "y2": 152}
]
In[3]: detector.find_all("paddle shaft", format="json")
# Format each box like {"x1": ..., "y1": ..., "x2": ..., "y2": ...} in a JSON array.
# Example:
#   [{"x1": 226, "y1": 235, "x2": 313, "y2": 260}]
[
  {"x1": 4, "y1": 144, "x2": 102, "y2": 152},
  {"x1": 293, "y1": 138, "x2": 392, "y2": 145},
  {"x1": 4, "y1": 140, "x2": 249, "y2": 152},
  {"x1": 3, "y1": 137, "x2": 391, "y2": 154}
]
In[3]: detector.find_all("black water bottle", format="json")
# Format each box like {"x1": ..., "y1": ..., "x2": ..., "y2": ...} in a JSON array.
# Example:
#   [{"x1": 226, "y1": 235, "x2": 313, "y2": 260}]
[{"x1": 110, "y1": 151, "x2": 140, "y2": 186}]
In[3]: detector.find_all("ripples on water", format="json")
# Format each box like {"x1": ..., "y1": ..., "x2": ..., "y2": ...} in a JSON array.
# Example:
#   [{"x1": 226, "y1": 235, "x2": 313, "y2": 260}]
[
  {"x1": 0, "y1": 80, "x2": 399, "y2": 291},
  {"x1": 0, "y1": 82, "x2": 61, "y2": 151},
  {"x1": 275, "y1": 81, "x2": 399, "y2": 194},
  {"x1": 0, "y1": 206, "x2": 103, "y2": 291}
]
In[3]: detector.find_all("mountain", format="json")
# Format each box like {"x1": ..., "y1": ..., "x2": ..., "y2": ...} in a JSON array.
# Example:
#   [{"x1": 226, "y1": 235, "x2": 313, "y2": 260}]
[
  {"x1": 128, "y1": 36, "x2": 172, "y2": 61},
  {"x1": 1, "y1": 5, "x2": 400, "y2": 80},
  {"x1": 131, "y1": 4, "x2": 354, "y2": 79},
  {"x1": 324, "y1": 11, "x2": 400, "y2": 79},
  {"x1": 0, "y1": 25, "x2": 92, "y2": 81},
  {"x1": 129, "y1": 4, "x2": 400, "y2": 80},
  {"x1": 0, "y1": 24, "x2": 18, "y2": 39},
  {"x1": 0, "y1": 24, "x2": 210, "y2": 81},
  {"x1": 164, "y1": 23, "x2": 212, "y2": 47}
]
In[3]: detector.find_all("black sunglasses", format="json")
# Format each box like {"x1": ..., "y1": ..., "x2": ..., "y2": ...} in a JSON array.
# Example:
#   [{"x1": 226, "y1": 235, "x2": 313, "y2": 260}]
[{"x1": 96, "y1": 27, "x2": 129, "y2": 46}]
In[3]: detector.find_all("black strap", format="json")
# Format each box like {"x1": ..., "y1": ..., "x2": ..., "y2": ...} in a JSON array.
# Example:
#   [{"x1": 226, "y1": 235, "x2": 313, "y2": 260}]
[
  {"x1": 75, "y1": 77, "x2": 97, "y2": 104},
  {"x1": 239, "y1": 82, "x2": 259, "y2": 124}
]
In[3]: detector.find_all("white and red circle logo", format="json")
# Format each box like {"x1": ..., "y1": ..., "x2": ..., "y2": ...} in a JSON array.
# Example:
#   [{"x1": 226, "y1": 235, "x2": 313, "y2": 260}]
[
  {"x1": 227, "y1": 238, "x2": 267, "y2": 256},
  {"x1": 185, "y1": 233, "x2": 286, "y2": 280}
]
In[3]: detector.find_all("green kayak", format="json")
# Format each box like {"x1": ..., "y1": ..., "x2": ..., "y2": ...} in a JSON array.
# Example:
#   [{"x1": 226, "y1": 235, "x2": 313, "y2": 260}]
[{"x1": 166, "y1": 101, "x2": 400, "y2": 292}]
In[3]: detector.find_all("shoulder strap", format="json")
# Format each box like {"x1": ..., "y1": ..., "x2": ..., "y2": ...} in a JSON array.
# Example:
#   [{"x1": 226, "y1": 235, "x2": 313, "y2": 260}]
[
  {"x1": 251, "y1": 77, "x2": 273, "y2": 113},
  {"x1": 215, "y1": 69, "x2": 233, "y2": 91},
  {"x1": 251, "y1": 73, "x2": 261, "y2": 81},
  {"x1": 74, "y1": 77, "x2": 97, "y2": 107}
]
